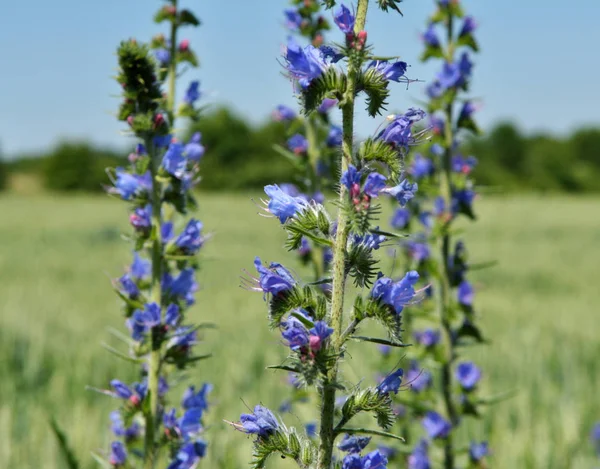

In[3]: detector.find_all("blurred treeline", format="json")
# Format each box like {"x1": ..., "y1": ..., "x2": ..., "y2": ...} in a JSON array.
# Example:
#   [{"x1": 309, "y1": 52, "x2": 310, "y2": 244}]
[{"x1": 1, "y1": 107, "x2": 600, "y2": 193}]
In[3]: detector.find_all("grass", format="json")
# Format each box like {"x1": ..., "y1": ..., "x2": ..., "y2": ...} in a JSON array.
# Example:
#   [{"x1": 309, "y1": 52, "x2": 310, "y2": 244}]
[{"x1": 1, "y1": 192, "x2": 599, "y2": 468}]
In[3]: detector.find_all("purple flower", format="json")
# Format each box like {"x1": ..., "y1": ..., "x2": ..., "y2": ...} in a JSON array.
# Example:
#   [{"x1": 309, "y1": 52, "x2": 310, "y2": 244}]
[
  {"x1": 408, "y1": 440, "x2": 430, "y2": 469},
  {"x1": 163, "y1": 268, "x2": 197, "y2": 305},
  {"x1": 453, "y1": 187, "x2": 476, "y2": 213},
  {"x1": 341, "y1": 165, "x2": 362, "y2": 189},
  {"x1": 167, "y1": 326, "x2": 197, "y2": 350},
  {"x1": 113, "y1": 169, "x2": 152, "y2": 200},
  {"x1": 175, "y1": 219, "x2": 204, "y2": 255},
  {"x1": 273, "y1": 104, "x2": 296, "y2": 121},
  {"x1": 318, "y1": 98, "x2": 338, "y2": 113},
  {"x1": 370, "y1": 60, "x2": 409, "y2": 82},
  {"x1": 109, "y1": 411, "x2": 140, "y2": 440},
  {"x1": 326, "y1": 126, "x2": 343, "y2": 147},
  {"x1": 377, "y1": 368, "x2": 404, "y2": 394},
  {"x1": 184, "y1": 132, "x2": 205, "y2": 161},
  {"x1": 184, "y1": 80, "x2": 201, "y2": 104},
  {"x1": 378, "y1": 344, "x2": 391, "y2": 356},
  {"x1": 305, "y1": 422, "x2": 317, "y2": 437},
  {"x1": 162, "y1": 142, "x2": 187, "y2": 179},
  {"x1": 166, "y1": 441, "x2": 207, "y2": 469},
  {"x1": 383, "y1": 179, "x2": 418, "y2": 207},
  {"x1": 354, "y1": 232, "x2": 386, "y2": 251},
  {"x1": 309, "y1": 320, "x2": 334, "y2": 351},
  {"x1": 406, "y1": 239, "x2": 430, "y2": 262},
  {"x1": 413, "y1": 329, "x2": 440, "y2": 348},
  {"x1": 406, "y1": 361, "x2": 432, "y2": 393},
  {"x1": 390, "y1": 208, "x2": 410, "y2": 229},
  {"x1": 284, "y1": 8, "x2": 303, "y2": 30},
  {"x1": 459, "y1": 100, "x2": 477, "y2": 122},
  {"x1": 422, "y1": 411, "x2": 451, "y2": 439},
  {"x1": 284, "y1": 37, "x2": 328, "y2": 88},
  {"x1": 338, "y1": 434, "x2": 372, "y2": 453},
  {"x1": 457, "y1": 280, "x2": 474, "y2": 305},
  {"x1": 469, "y1": 441, "x2": 489, "y2": 462},
  {"x1": 109, "y1": 441, "x2": 127, "y2": 466},
  {"x1": 240, "y1": 405, "x2": 279, "y2": 437},
  {"x1": 342, "y1": 450, "x2": 388, "y2": 469},
  {"x1": 334, "y1": 4, "x2": 355, "y2": 34},
  {"x1": 154, "y1": 134, "x2": 172, "y2": 148},
  {"x1": 456, "y1": 361, "x2": 482, "y2": 390},
  {"x1": 363, "y1": 173, "x2": 387, "y2": 198},
  {"x1": 253, "y1": 257, "x2": 296, "y2": 296},
  {"x1": 377, "y1": 108, "x2": 426, "y2": 150},
  {"x1": 155, "y1": 48, "x2": 170, "y2": 66},
  {"x1": 458, "y1": 52, "x2": 474, "y2": 80},
  {"x1": 371, "y1": 270, "x2": 420, "y2": 315},
  {"x1": 430, "y1": 143, "x2": 444, "y2": 156},
  {"x1": 287, "y1": 134, "x2": 308, "y2": 154},
  {"x1": 109, "y1": 380, "x2": 143, "y2": 404},
  {"x1": 410, "y1": 154, "x2": 435, "y2": 179},
  {"x1": 451, "y1": 154, "x2": 477, "y2": 174},
  {"x1": 320, "y1": 45, "x2": 345, "y2": 63},
  {"x1": 130, "y1": 204, "x2": 151, "y2": 231},
  {"x1": 422, "y1": 23, "x2": 440, "y2": 47},
  {"x1": 281, "y1": 316, "x2": 310, "y2": 350},
  {"x1": 264, "y1": 184, "x2": 308, "y2": 223},
  {"x1": 178, "y1": 407, "x2": 204, "y2": 437},
  {"x1": 459, "y1": 16, "x2": 477, "y2": 37},
  {"x1": 182, "y1": 383, "x2": 212, "y2": 411}
]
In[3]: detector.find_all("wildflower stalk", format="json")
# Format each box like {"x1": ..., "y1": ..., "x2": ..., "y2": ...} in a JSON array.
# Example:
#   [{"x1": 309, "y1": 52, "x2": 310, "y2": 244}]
[
  {"x1": 166, "y1": 0, "x2": 178, "y2": 120},
  {"x1": 318, "y1": 2, "x2": 369, "y2": 468}
]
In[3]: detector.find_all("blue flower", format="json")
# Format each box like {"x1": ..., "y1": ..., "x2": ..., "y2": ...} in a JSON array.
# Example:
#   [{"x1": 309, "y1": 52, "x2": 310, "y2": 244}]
[
  {"x1": 378, "y1": 344, "x2": 391, "y2": 356},
  {"x1": 377, "y1": 108, "x2": 426, "y2": 150},
  {"x1": 453, "y1": 187, "x2": 476, "y2": 214},
  {"x1": 109, "y1": 411, "x2": 140, "y2": 440},
  {"x1": 175, "y1": 219, "x2": 204, "y2": 255},
  {"x1": 253, "y1": 257, "x2": 296, "y2": 296},
  {"x1": 113, "y1": 169, "x2": 152, "y2": 200},
  {"x1": 155, "y1": 48, "x2": 170, "y2": 66},
  {"x1": 338, "y1": 434, "x2": 372, "y2": 453},
  {"x1": 383, "y1": 179, "x2": 418, "y2": 207},
  {"x1": 166, "y1": 441, "x2": 207, "y2": 469},
  {"x1": 456, "y1": 361, "x2": 481, "y2": 390},
  {"x1": 320, "y1": 45, "x2": 345, "y2": 63},
  {"x1": 305, "y1": 422, "x2": 317, "y2": 438},
  {"x1": 184, "y1": 132, "x2": 205, "y2": 161},
  {"x1": 413, "y1": 329, "x2": 440, "y2": 348},
  {"x1": 130, "y1": 204, "x2": 151, "y2": 231},
  {"x1": 390, "y1": 208, "x2": 410, "y2": 229},
  {"x1": 408, "y1": 440, "x2": 430, "y2": 469},
  {"x1": 363, "y1": 173, "x2": 387, "y2": 198},
  {"x1": 284, "y1": 8, "x2": 303, "y2": 30},
  {"x1": 410, "y1": 154, "x2": 435, "y2": 179},
  {"x1": 377, "y1": 369, "x2": 404, "y2": 394},
  {"x1": 342, "y1": 450, "x2": 388, "y2": 469},
  {"x1": 178, "y1": 407, "x2": 204, "y2": 438},
  {"x1": 281, "y1": 316, "x2": 310, "y2": 350},
  {"x1": 182, "y1": 383, "x2": 212, "y2": 411},
  {"x1": 353, "y1": 232, "x2": 386, "y2": 251},
  {"x1": 370, "y1": 60, "x2": 408, "y2": 82},
  {"x1": 451, "y1": 154, "x2": 477, "y2": 174},
  {"x1": 109, "y1": 380, "x2": 143, "y2": 404},
  {"x1": 458, "y1": 100, "x2": 477, "y2": 122},
  {"x1": 184, "y1": 80, "x2": 201, "y2": 104},
  {"x1": 284, "y1": 37, "x2": 328, "y2": 88},
  {"x1": 318, "y1": 98, "x2": 338, "y2": 113},
  {"x1": 109, "y1": 441, "x2": 127, "y2": 466},
  {"x1": 422, "y1": 23, "x2": 440, "y2": 48},
  {"x1": 163, "y1": 268, "x2": 197, "y2": 305},
  {"x1": 163, "y1": 142, "x2": 187, "y2": 179},
  {"x1": 119, "y1": 273, "x2": 139, "y2": 299},
  {"x1": 309, "y1": 320, "x2": 334, "y2": 351},
  {"x1": 371, "y1": 270, "x2": 420, "y2": 315},
  {"x1": 287, "y1": 134, "x2": 308, "y2": 154},
  {"x1": 167, "y1": 326, "x2": 197, "y2": 350},
  {"x1": 469, "y1": 441, "x2": 489, "y2": 462},
  {"x1": 131, "y1": 252, "x2": 150, "y2": 279},
  {"x1": 422, "y1": 411, "x2": 451, "y2": 439},
  {"x1": 457, "y1": 280, "x2": 474, "y2": 305},
  {"x1": 459, "y1": 16, "x2": 477, "y2": 37},
  {"x1": 326, "y1": 126, "x2": 343, "y2": 147},
  {"x1": 264, "y1": 184, "x2": 308, "y2": 223},
  {"x1": 406, "y1": 239, "x2": 430, "y2": 262},
  {"x1": 154, "y1": 134, "x2": 172, "y2": 148},
  {"x1": 406, "y1": 360, "x2": 432, "y2": 393},
  {"x1": 273, "y1": 104, "x2": 296, "y2": 121},
  {"x1": 334, "y1": 4, "x2": 355, "y2": 34},
  {"x1": 341, "y1": 165, "x2": 362, "y2": 189},
  {"x1": 240, "y1": 405, "x2": 279, "y2": 437}
]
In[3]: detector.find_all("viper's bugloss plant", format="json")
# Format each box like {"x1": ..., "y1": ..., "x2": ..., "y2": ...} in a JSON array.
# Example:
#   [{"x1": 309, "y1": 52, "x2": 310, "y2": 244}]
[
  {"x1": 90, "y1": 2, "x2": 212, "y2": 468},
  {"x1": 231, "y1": 2, "x2": 425, "y2": 468},
  {"x1": 376, "y1": 1, "x2": 493, "y2": 468}
]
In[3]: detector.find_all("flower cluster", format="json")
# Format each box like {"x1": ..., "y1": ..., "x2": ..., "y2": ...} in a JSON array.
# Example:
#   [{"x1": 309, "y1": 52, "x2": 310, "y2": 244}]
[
  {"x1": 96, "y1": 2, "x2": 212, "y2": 467},
  {"x1": 231, "y1": 3, "x2": 428, "y2": 469},
  {"x1": 376, "y1": 1, "x2": 492, "y2": 467}
]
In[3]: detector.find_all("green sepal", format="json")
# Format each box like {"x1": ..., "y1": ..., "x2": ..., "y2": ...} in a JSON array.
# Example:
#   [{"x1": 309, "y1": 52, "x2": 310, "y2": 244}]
[
  {"x1": 377, "y1": 0, "x2": 404, "y2": 14},
  {"x1": 356, "y1": 67, "x2": 390, "y2": 117},
  {"x1": 290, "y1": 311, "x2": 316, "y2": 329},
  {"x1": 154, "y1": 6, "x2": 176, "y2": 24},
  {"x1": 250, "y1": 428, "x2": 315, "y2": 469},
  {"x1": 358, "y1": 138, "x2": 402, "y2": 182},
  {"x1": 268, "y1": 285, "x2": 323, "y2": 327},
  {"x1": 354, "y1": 296, "x2": 402, "y2": 342},
  {"x1": 302, "y1": 68, "x2": 346, "y2": 114},
  {"x1": 449, "y1": 2, "x2": 465, "y2": 18},
  {"x1": 455, "y1": 320, "x2": 485, "y2": 344},
  {"x1": 178, "y1": 9, "x2": 201, "y2": 27},
  {"x1": 336, "y1": 427, "x2": 406, "y2": 442},
  {"x1": 284, "y1": 205, "x2": 333, "y2": 251},
  {"x1": 321, "y1": 0, "x2": 337, "y2": 10},
  {"x1": 457, "y1": 33, "x2": 479, "y2": 52},
  {"x1": 457, "y1": 113, "x2": 482, "y2": 135},
  {"x1": 176, "y1": 49, "x2": 199, "y2": 67},
  {"x1": 346, "y1": 243, "x2": 379, "y2": 288},
  {"x1": 338, "y1": 387, "x2": 395, "y2": 431},
  {"x1": 420, "y1": 44, "x2": 445, "y2": 62}
]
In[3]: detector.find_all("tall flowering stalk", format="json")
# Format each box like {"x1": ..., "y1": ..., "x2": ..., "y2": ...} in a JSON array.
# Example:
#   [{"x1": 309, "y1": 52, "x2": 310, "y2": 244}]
[
  {"x1": 232, "y1": 2, "x2": 425, "y2": 468},
  {"x1": 95, "y1": 2, "x2": 212, "y2": 468},
  {"x1": 378, "y1": 1, "x2": 491, "y2": 467}
]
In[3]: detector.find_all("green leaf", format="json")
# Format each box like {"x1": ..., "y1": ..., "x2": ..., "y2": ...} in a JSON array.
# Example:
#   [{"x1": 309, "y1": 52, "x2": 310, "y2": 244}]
[
  {"x1": 355, "y1": 296, "x2": 403, "y2": 342},
  {"x1": 290, "y1": 311, "x2": 316, "y2": 329},
  {"x1": 273, "y1": 144, "x2": 304, "y2": 170},
  {"x1": 101, "y1": 343, "x2": 142, "y2": 364},
  {"x1": 420, "y1": 44, "x2": 445, "y2": 62},
  {"x1": 350, "y1": 336, "x2": 408, "y2": 348},
  {"x1": 358, "y1": 138, "x2": 402, "y2": 182},
  {"x1": 267, "y1": 364, "x2": 299, "y2": 373},
  {"x1": 346, "y1": 243, "x2": 379, "y2": 288},
  {"x1": 268, "y1": 285, "x2": 323, "y2": 327},
  {"x1": 338, "y1": 388, "x2": 396, "y2": 431},
  {"x1": 91, "y1": 453, "x2": 112, "y2": 469},
  {"x1": 457, "y1": 33, "x2": 480, "y2": 52},
  {"x1": 302, "y1": 68, "x2": 346, "y2": 114},
  {"x1": 356, "y1": 68, "x2": 390, "y2": 117},
  {"x1": 49, "y1": 416, "x2": 81, "y2": 469},
  {"x1": 336, "y1": 427, "x2": 406, "y2": 442},
  {"x1": 179, "y1": 9, "x2": 201, "y2": 27},
  {"x1": 468, "y1": 260, "x2": 498, "y2": 271},
  {"x1": 377, "y1": 0, "x2": 404, "y2": 14}
]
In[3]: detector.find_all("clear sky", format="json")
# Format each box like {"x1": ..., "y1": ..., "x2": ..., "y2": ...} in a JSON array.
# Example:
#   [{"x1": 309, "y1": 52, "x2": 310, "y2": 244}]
[{"x1": 1, "y1": 0, "x2": 598, "y2": 156}]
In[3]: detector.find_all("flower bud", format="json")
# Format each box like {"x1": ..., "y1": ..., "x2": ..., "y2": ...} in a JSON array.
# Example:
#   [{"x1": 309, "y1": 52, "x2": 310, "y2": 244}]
[
  {"x1": 129, "y1": 395, "x2": 140, "y2": 406},
  {"x1": 179, "y1": 39, "x2": 190, "y2": 52},
  {"x1": 309, "y1": 335, "x2": 322, "y2": 352},
  {"x1": 154, "y1": 113, "x2": 165, "y2": 128},
  {"x1": 163, "y1": 5, "x2": 176, "y2": 15},
  {"x1": 127, "y1": 115, "x2": 134, "y2": 126},
  {"x1": 312, "y1": 34, "x2": 324, "y2": 47},
  {"x1": 350, "y1": 182, "x2": 361, "y2": 200}
]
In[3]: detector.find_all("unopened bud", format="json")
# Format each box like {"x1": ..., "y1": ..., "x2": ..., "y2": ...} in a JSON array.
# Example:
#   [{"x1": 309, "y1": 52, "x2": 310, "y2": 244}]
[
  {"x1": 309, "y1": 335, "x2": 322, "y2": 352},
  {"x1": 154, "y1": 113, "x2": 165, "y2": 127},
  {"x1": 312, "y1": 34, "x2": 324, "y2": 47},
  {"x1": 179, "y1": 39, "x2": 190, "y2": 51},
  {"x1": 127, "y1": 115, "x2": 134, "y2": 126},
  {"x1": 163, "y1": 5, "x2": 176, "y2": 15},
  {"x1": 350, "y1": 183, "x2": 361, "y2": 199},
  {"x1": 129, "y1": 395, "x2": 140, "y2": 406}
]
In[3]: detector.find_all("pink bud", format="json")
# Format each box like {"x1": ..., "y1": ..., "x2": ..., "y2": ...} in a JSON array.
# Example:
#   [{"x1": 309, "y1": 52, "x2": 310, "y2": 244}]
[
  {"x1": 350, "y1": 182, "x2": 361, "y2": 199},
  {"x1": 164, "y1": 5, "x2": 176, "y2": 15},
  {"x1": 312, "y1": 34, "x2": 324, "y2": 47},
  {"x1": 309, "y1": 335, "x2": 322, "y2": 352},
  {"x1": 179, "y1": 39, "x2": 190, "y2": 51},
  {"x1": 129, "y1": 395, "x2": 140, "y2": 406},
  {"x1": 127, "y1": 115, "x2": 134, "y2": 126},
  {"x1": 154, "y1": 113, "x2": 164, "y2": 127}
]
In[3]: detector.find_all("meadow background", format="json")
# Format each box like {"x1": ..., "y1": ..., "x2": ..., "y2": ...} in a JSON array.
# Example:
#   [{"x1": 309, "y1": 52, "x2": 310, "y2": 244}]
[{"x1": 2, "y1": 0, "x2": 600, "y2": 467}]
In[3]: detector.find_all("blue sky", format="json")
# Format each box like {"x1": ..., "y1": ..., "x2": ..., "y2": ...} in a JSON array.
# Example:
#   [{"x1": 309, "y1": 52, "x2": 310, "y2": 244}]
[{"x1": 1, "y1": 0, "x2": 598, "y2": 156}]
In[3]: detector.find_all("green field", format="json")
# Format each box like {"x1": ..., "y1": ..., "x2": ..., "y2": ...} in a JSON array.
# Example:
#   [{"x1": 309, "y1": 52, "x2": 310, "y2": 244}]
[{"x1": 1, "y1": 193, "x2": 599, "y2": 468}]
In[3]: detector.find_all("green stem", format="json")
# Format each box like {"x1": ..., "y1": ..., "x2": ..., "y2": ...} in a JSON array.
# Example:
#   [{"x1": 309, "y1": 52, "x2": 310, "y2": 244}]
[
  {"x1": 317, "y1": 2, "x2": 369, "y2": 468},
  {"x1": 143, "y1": 139, "x2": 164, "y2": 469},
  {"x1": 167, "y1": 0, "x2": 178, "y2": 123},
  {"x1": 438, "y1": 12, "x2": 458, "y2": 469}
]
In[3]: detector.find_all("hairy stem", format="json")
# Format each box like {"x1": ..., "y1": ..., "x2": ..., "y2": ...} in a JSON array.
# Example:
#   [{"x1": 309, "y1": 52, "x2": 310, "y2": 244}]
[
  {"x1": 438, "y1": 12, "x2": 458, "y2": 469},
  {"x1": 317, "y1": 2, "x2": 369, "y2": 468}
]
